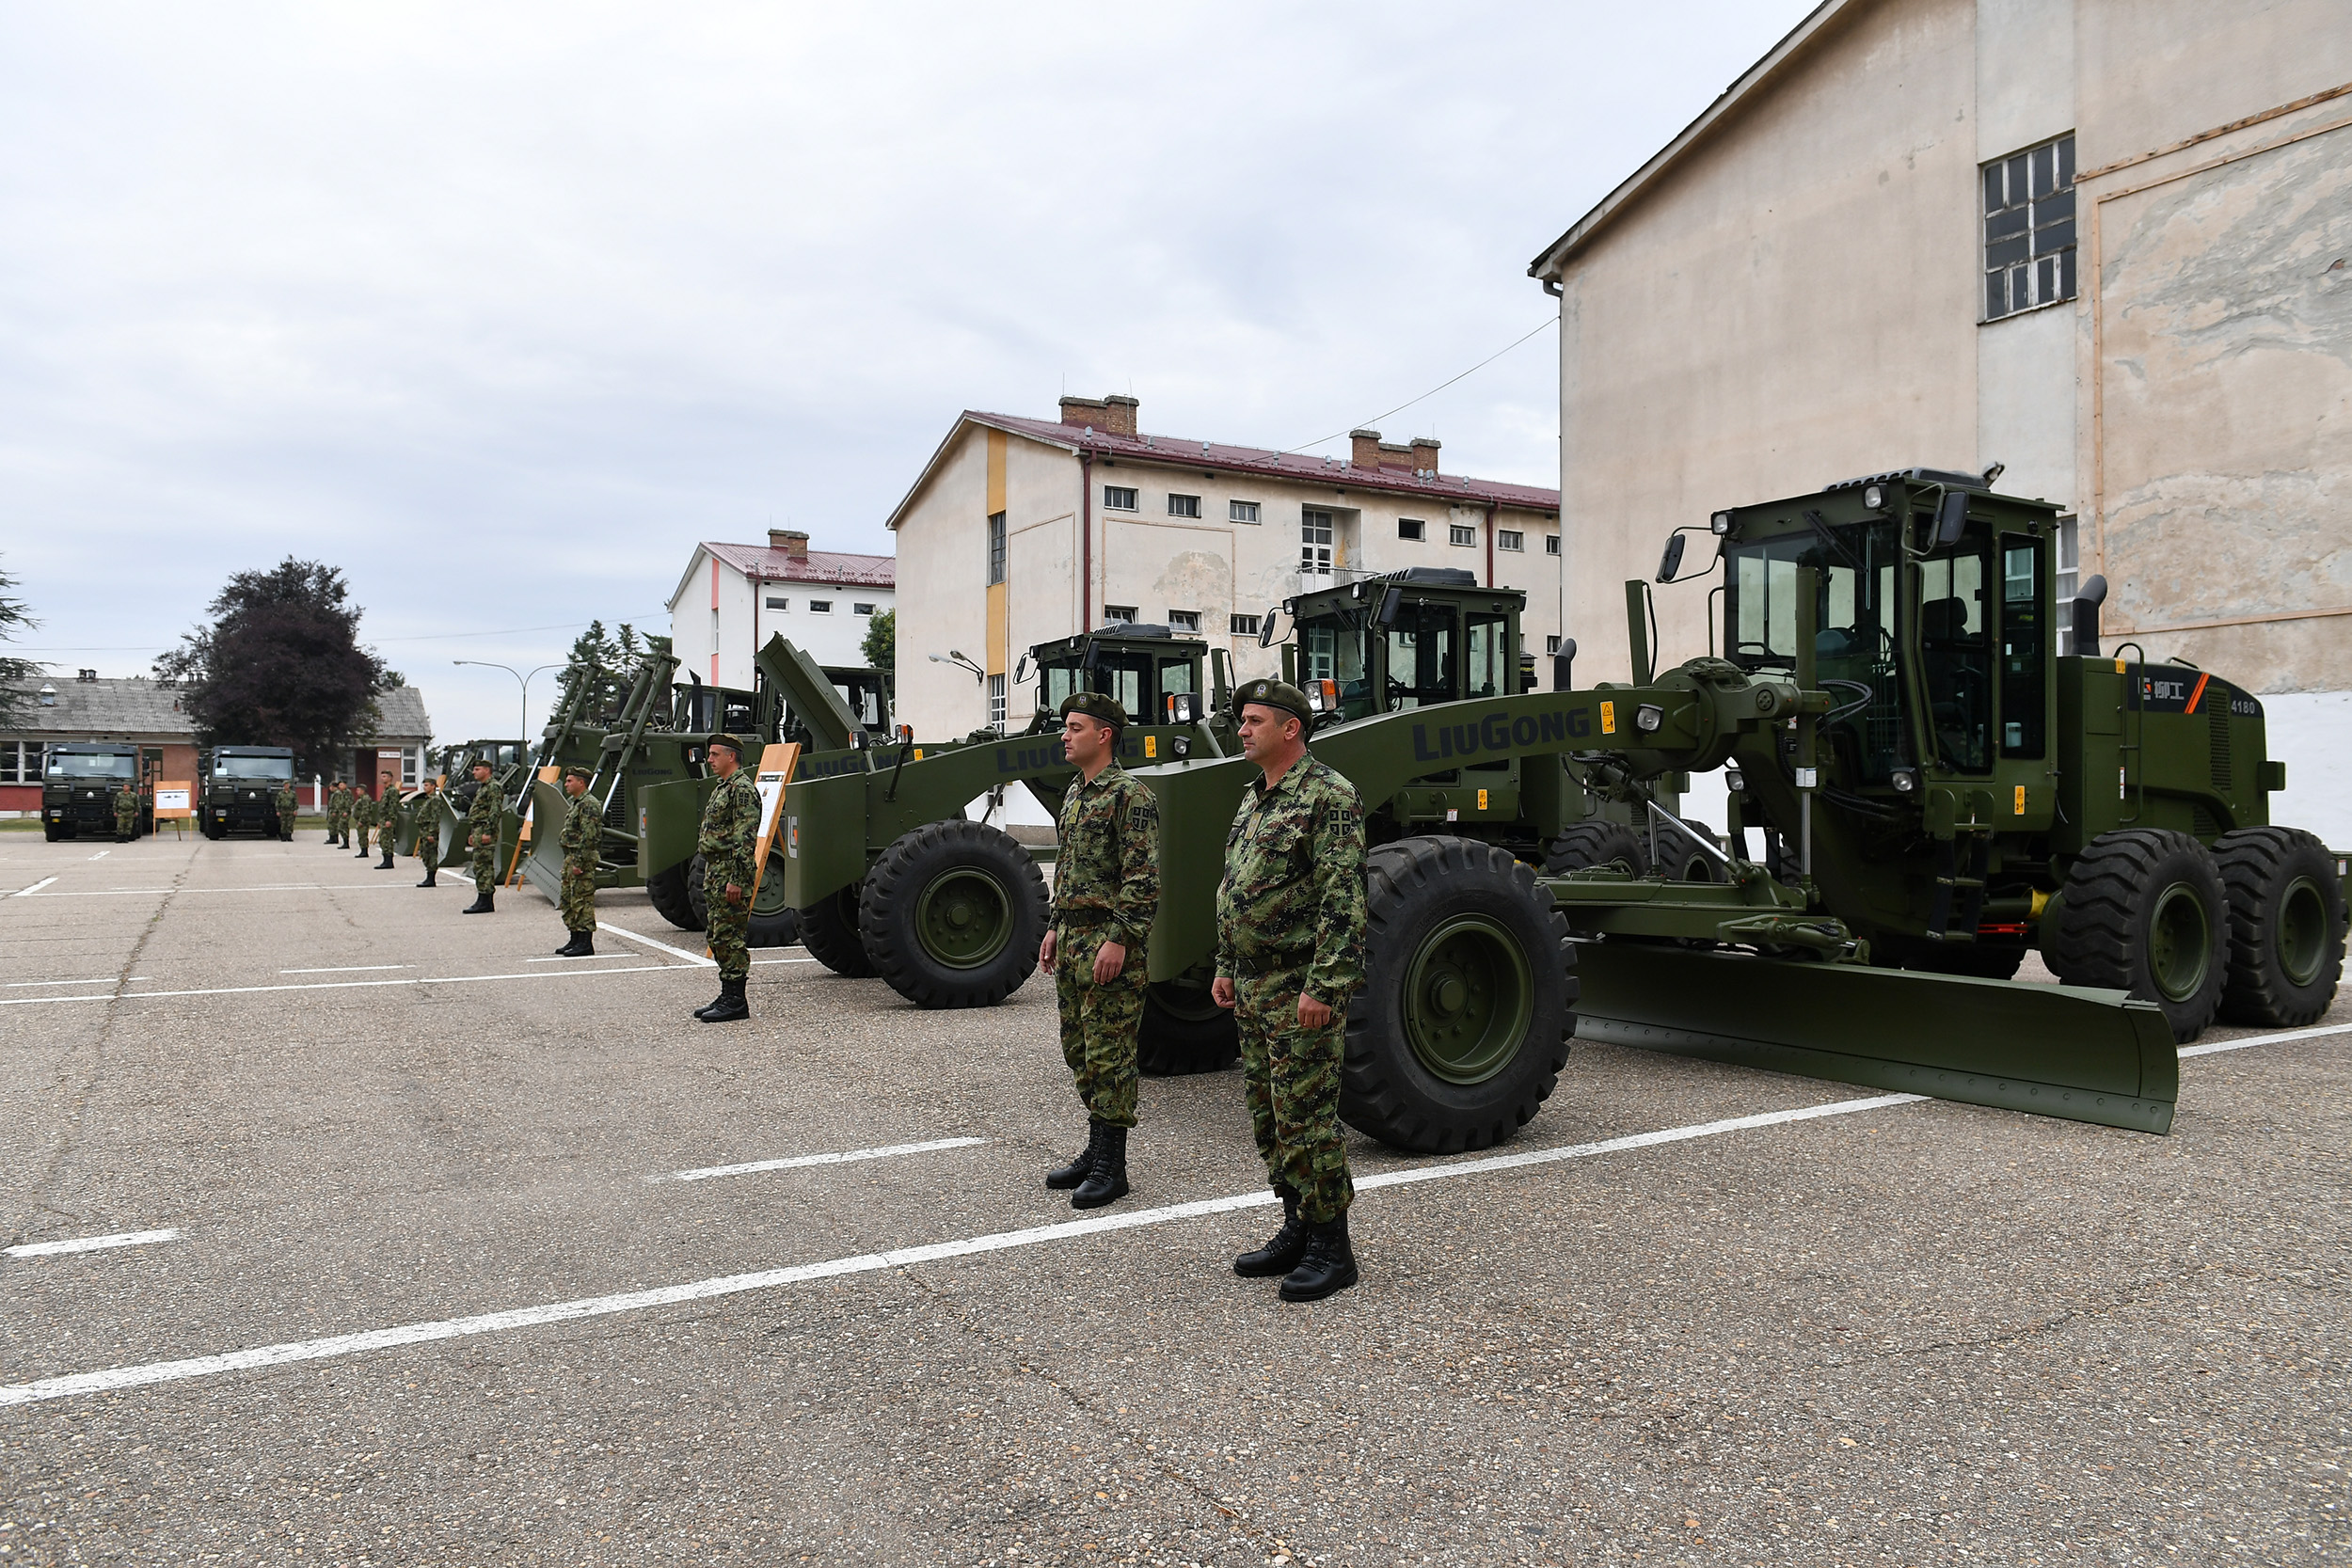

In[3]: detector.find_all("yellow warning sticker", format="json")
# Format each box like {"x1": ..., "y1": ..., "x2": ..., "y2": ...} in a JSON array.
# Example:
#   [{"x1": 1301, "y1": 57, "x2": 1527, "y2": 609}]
[
  {"x1": 1144, "y1": 736, "x2": 1157, "y2": 758},
  {"x1": 2014, "y1": 784, "x2": 2026, "y2": 815},
  {"x1": 1600, "y1": 702, "x2": 1616, "y2": 736},
  {"x1": 1477, "y1": 788, "x2": 1488, "y2": 811}
]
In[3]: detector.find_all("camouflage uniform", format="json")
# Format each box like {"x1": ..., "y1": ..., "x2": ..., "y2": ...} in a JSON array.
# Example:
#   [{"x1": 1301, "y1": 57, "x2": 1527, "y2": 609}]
[
  {"x1": 326, "y1": 785, "x2": 347, "y2": 845},
  {"x1": 1216, "y1": 752, "x2": 1368, "y2": 1225},
  {"x1": 412, "y1": 788, "x2": 442, "y2": 876},
  {"x1": 113, "y1": 784, "x2": 139, "y2": 840},
  {"x1": 273, "y1": 784, "x2": 296, "y2": 840},
  {"x1": 697, "y1": 768, "x2": 760, "y2": 981},
  {"x1": 1052, "y1": 760, "x2": 1159, "y2": 1130},
  {"x1": 465, "y1": 778, "x2": 501, "y2": 895},
  {"x1": 352, "y1": 787, "x2": 376, "y2": 855},
  {"x1": 559, "y1": 784, "x2": 603, "y2": 933}
]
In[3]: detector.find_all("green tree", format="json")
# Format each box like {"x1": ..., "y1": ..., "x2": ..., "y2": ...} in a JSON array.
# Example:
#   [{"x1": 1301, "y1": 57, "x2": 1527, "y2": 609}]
[
  {"x1": 552, "y1": 620, "x2": 647, "y2": 721},
  {"x1": 155, "y1": 560, "x2": 391, "y2": 774},
  {"x1": 0, "y1": 557, "x2": 40, "y2": 730},
  {"x1": 860, "y1": 608, "x2": 895, "y2": 675}
]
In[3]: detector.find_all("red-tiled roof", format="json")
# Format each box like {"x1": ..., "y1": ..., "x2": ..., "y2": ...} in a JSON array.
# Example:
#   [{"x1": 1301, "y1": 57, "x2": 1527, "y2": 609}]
[
  {"x1": 962, "y1": 411, "x2": 1560, "y2": 512},
  {"x1": 703, "y1": 543, "x2": 896, "y2": 587}
]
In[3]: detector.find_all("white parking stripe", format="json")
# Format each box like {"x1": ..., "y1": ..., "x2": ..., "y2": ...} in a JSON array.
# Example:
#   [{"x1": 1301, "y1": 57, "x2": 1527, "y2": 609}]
[
  {"x1": 7, "y1": 1229, "x2": 180, "y2": 1259},
  {"x1": 2179, "y1": 1019, "x2": 2352, "y2": 1057},
  {"x1": 0, "y1": 963, "x2": 684, "y2": 1006},
  {"x1": 2, "y1": 977, "x2": 116, "y2": 989},
  {"x1": 596, "y1": 921, "x2": 716, "y2": 967},
  {"x1": 87, "y1": 849, "x2": 109, "y2": 861},
  {"x1": 655, "y1": 1136, "x2": 989, "y2": 1184},
  {"x1": 11, "y1": 877, "x2": 57, "y2": 897},
  {"x1": 280, "y1": 965, "x2": 413, "y2": 974}
]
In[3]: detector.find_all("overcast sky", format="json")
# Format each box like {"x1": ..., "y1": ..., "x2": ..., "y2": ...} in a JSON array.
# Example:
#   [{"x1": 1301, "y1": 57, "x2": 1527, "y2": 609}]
[{"x1": 0, "y1": 1, "x2": 1815, "y2": 744}]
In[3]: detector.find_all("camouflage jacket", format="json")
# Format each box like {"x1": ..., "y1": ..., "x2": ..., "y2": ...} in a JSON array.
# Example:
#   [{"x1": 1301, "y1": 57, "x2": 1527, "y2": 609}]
[
  {"x1": 326, "y1": 790, "x2": 347, "y2": 828},
  {"x1": 113, "y1": 786, "x2": 138, "y2": 819},
  {"x1": 353, "y1": 791, "x2": 379, "y2": 829},
  {"x1": 697, "y1": 769, "x2": 761, "y2": 885},
  {"x1": 273, "y1": 785, "x2": 296, "y2": 819},
  {"x1": 1053, "y1": 762, "x2": 1159, "y2": 947},
  {"x1": 463, "y1": 777, "x2": 501, "y2": 847},
  {"x1": 560, "y1": 788, "x2": 603, "y2": 873},
  {"x1": 1215, "y1": 752, "x2": 1367, "y2": 1005}
]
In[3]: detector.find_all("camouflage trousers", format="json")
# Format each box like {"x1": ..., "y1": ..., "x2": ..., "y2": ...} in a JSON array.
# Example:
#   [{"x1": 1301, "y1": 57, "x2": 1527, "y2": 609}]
[
  {"x1": 355, "y1": 819, "x2": 373, "y2": 854},
  {"x1": 469, "y1": 840, "x2": 497, "y2": 896},
  {"x1": 560, "y1": 863, "x2": 597, "y2": 934},
  {"x1": 416, "y1": 832, "x2": 440, "y2": 875},
  {"x1": 1053, "y1": 923, "x2": 1145, "y2": 1129},
  {"x1": 704, "y1": 870, "x2": 750, "y2": 981},
  {"x1": 1236, "y1": 967, "x2": 1353, "y2": 1224},
  {"x1": 114, "y1": 807, "x2": 137, "y2": 837}
]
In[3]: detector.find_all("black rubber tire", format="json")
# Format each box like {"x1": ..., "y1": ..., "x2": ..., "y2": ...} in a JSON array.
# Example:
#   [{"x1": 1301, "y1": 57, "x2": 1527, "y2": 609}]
[
  {"x1": 859, "y1": 819, "x2": 1049, "y2": 1007},
  {"x1": 1342, "y1": 835, "x2": 1574, "y2": 1154},
  {"x1": 42, "y1": 824, "x2": 58, "y2": 842},
  {"x1": 683, "y1": 850, "x2": 798, "y2": 947},
  {"x1": 1544, "y1": 820, "x2": 1650, "y2": 878},
  {"x1": 1137, "y1": 979, "x2": 1241, "y2": 1076},
  {"x1": 2214, "y1": 825, "x2": 2346, "y2": 1027},
  {"x1": 797, "y1": 882, "x2": 876, "y2": 977},
  {"x1": 2046, "y1": 828, "x2": 2228, "y2": 1042},
  {"x1": 1657, "y1": 823, "x2": 1724, "y2": 884},
  {"x1": 645, "y1": 862, "x2": 703, "y2": 932}
]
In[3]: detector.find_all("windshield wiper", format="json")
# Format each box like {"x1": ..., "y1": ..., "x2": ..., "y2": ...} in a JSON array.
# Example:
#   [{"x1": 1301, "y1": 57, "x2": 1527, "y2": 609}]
[{"x1": 1802, "y1": 509, "x2": 1863, "y2": 573}]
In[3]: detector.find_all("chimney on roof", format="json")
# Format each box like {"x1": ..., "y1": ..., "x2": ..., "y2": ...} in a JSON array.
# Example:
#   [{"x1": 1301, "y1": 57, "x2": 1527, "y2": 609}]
[
  {"x1": 1060, "y1": 393, "x2": 1138, "y2": 437},
  {"x1": 770, "y1": 529, "x2": 809, "y2": 561},
  {"x1": 1349, "y1": 428, "x2": 1381, "y2": 468},
  {"x1": 1410, "y1": 436, "x2": 1440, "y2": 476}
]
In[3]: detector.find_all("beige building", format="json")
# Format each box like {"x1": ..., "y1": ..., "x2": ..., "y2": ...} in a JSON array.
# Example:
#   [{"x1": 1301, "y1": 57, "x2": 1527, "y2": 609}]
[
  {"x1": 886, "y1": 394, "x2": 1561, "y2": 740},
  {"x1": 1528, "y1": 0, "x2": 2352, "y2": 837},
  {"x1": 665, "y1": 531, "x2": 894, "y2": 691}
]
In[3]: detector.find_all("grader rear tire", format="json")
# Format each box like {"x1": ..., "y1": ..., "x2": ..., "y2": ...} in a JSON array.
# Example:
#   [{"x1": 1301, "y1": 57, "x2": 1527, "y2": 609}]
[
  {"x1": 859, "y1": 819, "x2": 1048, "y2": 1007},
  {"x1": 797, "y1": 882, "x2": 876, "y2": 977},
  {"x1": 2215, "y1": 826, "x2": 2346, "y2": 1027},
  {"x1": 645, "y1": 863, "x2": 703, "y2": 931},
  {"x1": 1544, "y1": 821, "x2": 1649, "y2": 878},
  {"x1": 2047, "y1": 828, "x2": 2227, "y2": 1042},
  {"x1": 684, "y1": 851, "x2": 799, "y2": 948},
  {"x1": 1342, "y1": 835, "x2": 1573, "y2": 1154},
  {"x1": 1137, "y1": 978, "x2": 1240, "y2": 1076}
]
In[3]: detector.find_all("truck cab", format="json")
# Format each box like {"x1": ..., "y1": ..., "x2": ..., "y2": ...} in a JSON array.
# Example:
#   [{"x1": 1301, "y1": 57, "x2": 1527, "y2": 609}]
[
  {"x1": 42, "y1": 743, "x2": 144, "y2": 842},
  {"x1": 199, "y1": 746, "x2": 297, "y2": 838},
  {"x1": 1025, "y1": 623, "x2": 1224, "y2": 735}
]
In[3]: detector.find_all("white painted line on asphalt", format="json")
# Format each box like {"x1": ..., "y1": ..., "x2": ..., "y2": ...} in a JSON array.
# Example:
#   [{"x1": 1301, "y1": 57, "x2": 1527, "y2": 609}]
[
  {"x1": 87, "y1": 849, "x2": 109, "y2": 861},
  {"x1": 11, "y1": 877, "x2": 57, "y2": 897},
  {"x1": 2, "y1": 977, "x2": 116, "y2": 989},
  {"x1": 47, "y1": 882, "x2": 416, "y2": 898},
  {"x1": 596, "y1": 920, "x2": 715, "y2": 967},
  {"x1": 0, "y1": 1091, "x2": 1915, "y2": 1408},
  {"x1": 750, "y1": 956, "x2": 819, "y2": 966},
  {"x1": 526, "y1": 954, "x2": 628, "y2": 963},
  {"x1": 2180, "y1": 1019, "x2": 2352, "y2": 1058},
  {"x1": 655, "y1": 1136, "x2": 990, "y2": 1184},
  {"x1": 281, "y1": 965, "x2": 414, "y2": 974},
  {"x1": 7, "y1": 1229, "x2": 180, "y2": 1259},
  {"x1": 0, "y1": 963, "x2": 683, "y2": 1006}
]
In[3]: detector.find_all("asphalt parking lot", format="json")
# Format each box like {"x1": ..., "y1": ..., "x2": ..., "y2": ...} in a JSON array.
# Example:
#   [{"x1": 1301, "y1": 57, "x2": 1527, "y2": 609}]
[{"x1": 1, "y1": 831, "x2": 2346, "y2": 1566}]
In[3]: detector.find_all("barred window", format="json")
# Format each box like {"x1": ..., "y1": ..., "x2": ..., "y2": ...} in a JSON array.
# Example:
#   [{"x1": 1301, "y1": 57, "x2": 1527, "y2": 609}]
[
  {"x1": 1168, "y1": 494, "x2": 1201, "y2": 518},
  {"x1": 988, "y1": 674, "x2": 1007, "y2": 734},
  {"x1": 1546, "y1": 534, "x2": 1560, "y2": 556},
  {"x1": 1230, "y1": 500, "x2": 1260, "y2": 524},
  {"x1": 1449, "y1": 524, "x2": 1475, "y2": 547},
  {"x1": 1104, "y1": 604, "x2": 1137, "y2": 624},
  {"x1": 1103, "y1": 486, "x2": 1138, "y2": 512},
  {"x1": 1230, "y1": 613, "x2": 1261, "y2": 637},
  {"x1": 1168, "y1": 610, "x2": 1200, "y2": 632},
  {"x1": 1983, "y1": 135, "x2": 2076, "y2": 321},
  {"x1": 1498, "y1": 530, "x2": 1524, "y2": 552}
]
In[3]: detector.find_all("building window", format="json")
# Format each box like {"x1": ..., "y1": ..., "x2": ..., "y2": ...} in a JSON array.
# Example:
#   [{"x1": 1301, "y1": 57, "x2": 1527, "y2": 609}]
[
  {"x1": 1301, "y1": 508, "x2": 1335, "y2": 578},
  {"x1": 808, "y1": 599, "x2": 833, "y2": 614},
  {"x1": 1449, "y1": 524, "x2": 1475, "y2": 547},
  {"x1": 988, "y1": 674, "x2": 1007, "y2": 734},
  {"x1": 1546, "y1": 534, "x2": 1560, "y2": 556},
  {"x1": 1498, "y1": 530, "x2": 1524, "y2": 552},
  {"x1": 765, "y1": 595, "x2": 789, "y2": 610},
  {"x1": 1230, "y1": 613, "x2": 1261, "y2": 637},
  {"x1": 1230, "y1": 500, "x2": 1260, "y2": 525},
  {"x1": 1398, "y1": 518, "x2": 1425, "y2": 542},
  {"x1": 853, "y1": 602, "x2": 875, "y2": 616},
  {"x1": 987, "y1": 511, "x2": 1007, "y2": 584},
  {"x1": 1168, "y1": 610, "x2": 1200, "y2": 633},
  {"x1": 2054, "y1": 515, "x2": 2080, "y2": 655},
  {"x1": 1168, "y1": 494, "x2": 1201, "y2": 518},
  {"x1": 404, "y1": 749, "x2": 419, "y2": 787},
  {"x1": 1983, "y1": 134, "x2": 2076, "y2": 321},
  {"x1": 709, "y1": 608, "x2": 719, "y2": 645},
  {"x1": 1104, "y1": 485, "x2": 1138, "y2": 512},
  {"x1": 1104, "y1": 604, "x2": 1137, "y2": 624},
  {"x1": 0, "y1": 740, "x2": 41, "y2": 784},
  {"x1": 1546, "y1": 636, "x2": 1562, "y2": 655}
]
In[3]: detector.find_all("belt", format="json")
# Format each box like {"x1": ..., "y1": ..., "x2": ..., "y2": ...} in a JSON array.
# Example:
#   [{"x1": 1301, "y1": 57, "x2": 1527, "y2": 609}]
[
  {"x1": 1054, "y1": 909, "x2": 1115, "y2": 927},
  {"x1": 1230, "y1": 948, "x2": 1311, "y2": 978}
]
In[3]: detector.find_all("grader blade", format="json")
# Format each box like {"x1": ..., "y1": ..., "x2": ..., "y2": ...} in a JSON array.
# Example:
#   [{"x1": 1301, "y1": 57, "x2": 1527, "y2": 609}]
[{"x1": 1572, "y1": 942, "x2": 2180, "y2": 1133}]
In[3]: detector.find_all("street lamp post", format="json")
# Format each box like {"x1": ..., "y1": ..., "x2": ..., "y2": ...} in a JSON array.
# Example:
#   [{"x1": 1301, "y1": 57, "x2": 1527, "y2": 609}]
[{"x1": 452, "y1": 659, "x2": 564, "y2": 752}]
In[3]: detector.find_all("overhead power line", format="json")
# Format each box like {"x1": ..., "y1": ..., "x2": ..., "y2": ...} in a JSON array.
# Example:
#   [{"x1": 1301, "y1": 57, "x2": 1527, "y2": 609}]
[{"x1": 1285, "y1": 315, "x2": 1559, "y2": 455}]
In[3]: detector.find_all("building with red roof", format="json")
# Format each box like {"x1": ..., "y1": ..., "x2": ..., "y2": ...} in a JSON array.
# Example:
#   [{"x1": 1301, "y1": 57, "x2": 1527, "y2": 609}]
[{"x1": 666, "y1": 530, "x2": 895, "y2": 691}]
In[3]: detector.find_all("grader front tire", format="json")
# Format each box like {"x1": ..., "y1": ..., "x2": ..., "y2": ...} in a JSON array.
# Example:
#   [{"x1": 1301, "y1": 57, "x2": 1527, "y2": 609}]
[{"x1": 858, "y1": 819, "x2": 1048, "y2": 1007}]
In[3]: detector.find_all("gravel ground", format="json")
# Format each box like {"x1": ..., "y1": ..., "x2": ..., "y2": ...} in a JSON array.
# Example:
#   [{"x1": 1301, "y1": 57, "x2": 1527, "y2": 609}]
[{"x1": 1, "y1": 832, "x2": 2345, "y2": 1565}]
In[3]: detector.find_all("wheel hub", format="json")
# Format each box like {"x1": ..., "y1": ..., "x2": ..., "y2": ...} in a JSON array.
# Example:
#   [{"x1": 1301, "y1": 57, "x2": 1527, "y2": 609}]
[
  {"x1": 1401, "y1": 915, "x2": 1534, "y2": 1085},
  {"x1": 2147, "y1": 880, "x2": 2213, "y2": 1003},
  {"x1": 914, "y1": 867, "x2": 1013, "y2": 970},
  {"x1": 2278, "y1": 875, "x2": 2328, "y2": 988}
]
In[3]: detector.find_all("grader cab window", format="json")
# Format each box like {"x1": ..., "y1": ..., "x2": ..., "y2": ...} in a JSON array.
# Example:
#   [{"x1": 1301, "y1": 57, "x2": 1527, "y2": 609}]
[
  {"x1": 1381, "y1": 601, "x2": 1455, "y2": 713},
  {"x1": 1466, "y1": 611, "x2": 1511, "y2": 699},
  {"x1": 1298, "y1": 609, "x2": 1375, "y2": 721},
  {"x1": 1917, "y1": 538, "x2": 1993, "y2": 772},
  {"x1": 1725, "y1": 520, "x2": 1905, "y2": 783},
  {"x1": 1998, "y1": 537, "x2": 2047, "y2": 758}
]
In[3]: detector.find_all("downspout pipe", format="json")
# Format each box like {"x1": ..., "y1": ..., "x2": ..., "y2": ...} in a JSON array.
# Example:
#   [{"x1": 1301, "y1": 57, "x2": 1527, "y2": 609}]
[
  {"x1": 1484, "y1": 501, "x2": 1497, "y2": 589},
  {"x1": 1080, "y1": 450, "x2": 1094, "y2": 630}
]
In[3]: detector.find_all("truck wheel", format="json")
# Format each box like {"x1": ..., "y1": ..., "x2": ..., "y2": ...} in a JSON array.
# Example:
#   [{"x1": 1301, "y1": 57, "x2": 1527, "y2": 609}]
[
  {"x1": 746, "y1": 846, "x2": 800, "y2": 949},
  {"x1": 645, "y1": 863, "x2": 703, "y2": 931},
  {"x1": 1343, "y1": 835, "x2": 1573, "y2": 1154},
  {"x1": 1544, "y1": 821, "x2": 1649, "y2": 878},
  {"x1": 42, "y1": 824, "x2": 58, "y2": 842},
  {"x1": 2047, "y1": 828, "x2": 2227, "y2": 1042},
  {"x1": 1658, "y1": 823, "x2": 1724, "y2": 883},
  {"x1": 798, "y1": 883, "x2": 877, "y2": 977},
  {"x1": 1138, "y1": 977, "x2": 1240, "y2": 1076},
  {"x1": 859, "y1": 820, "x2": 1048, "y2": 1007},
  {"x1": 2214, "y1": 826, "x2": 2346, "y2": 1027}
]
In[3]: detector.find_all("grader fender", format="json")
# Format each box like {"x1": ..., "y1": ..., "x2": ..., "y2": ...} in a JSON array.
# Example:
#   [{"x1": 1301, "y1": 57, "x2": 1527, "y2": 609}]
[{"x1": 1572, "y1": 942, "x2": 2179, "y2": 1134}]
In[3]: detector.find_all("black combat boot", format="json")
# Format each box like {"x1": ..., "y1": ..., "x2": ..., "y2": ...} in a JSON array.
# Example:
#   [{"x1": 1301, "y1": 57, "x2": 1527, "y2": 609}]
[
  {"x1": 461, "y1": 892, "x2": 494, "y2": 914},
  {"x1": 416, "y1": 870, "x2": 437, "y2": 887},
  {"x1": 376, "y1": 848, "x2": 395, "y2": 869},
  {"x1": 1071, "y1": 1124, "x2": 1129, "y2": 1210},
  {"x1": 1044, "y1": 1122, "x2": 1104, "y2": 1190},
  {"x1": 1278, "y1": 1212, "x2": 1359, "y2": 1303},
  {"x1": 697, "y1": 976, "x2": 748, "y2": 1023},
  {"x1": 556, "y1": 931, "x2": 595, "y2": 958},
  {"x1": 1233, "y1": 1187, "x2": 1308, "y2": 1277}
]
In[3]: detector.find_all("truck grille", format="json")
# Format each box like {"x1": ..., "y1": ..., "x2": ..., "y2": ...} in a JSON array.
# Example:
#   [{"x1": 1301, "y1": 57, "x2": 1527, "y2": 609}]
[{"x1": 2208, "y1": 702, "x2": 2232, "y2": 792}]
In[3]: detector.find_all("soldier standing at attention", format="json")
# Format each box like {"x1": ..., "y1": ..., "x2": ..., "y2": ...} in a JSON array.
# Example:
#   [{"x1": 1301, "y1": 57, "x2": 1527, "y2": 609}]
[
  {"x1": 351, "y1": 779, "x2": 376, "y2": 860},
  {"x1": 113, "y1": 781, "x2": 139, "y2": 843},
  {"x1": 411, "y1": 775, "x2": 443, "y2": 887},
  {"x1": 326, "y1": 782, "x2": 346, "y2": 847},
  {"x1": 1037, "y1": 690, "x2": 1158, "y2": 1209},
  {"x1": 554, "y1": 763, "x2": 602, "y2": 956},
  {"x1": 373, "y1": 770, "x2": 400, "y2": 869},
  {"x1": 692, "y1": 734, "x2": 759, "y2": 1022},
  {"x1": 1212, "y1": 678, "x2": 1368, "y2": 1304},
  {"x1": 460, "y1": 758, "x2": 501, "y2": 913},
  {"x1": 273, "y1": 780, "x2": 296, "y2": 841}
]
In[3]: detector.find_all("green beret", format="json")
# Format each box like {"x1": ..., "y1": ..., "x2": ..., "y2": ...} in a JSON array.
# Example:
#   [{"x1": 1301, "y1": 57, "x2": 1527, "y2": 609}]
[
  {"x1": 706, "y1": 732, "x2": 743, "y2": 756},
  {"x1": 1232, "y1": 677, "x2": 1314, "y2": 727},
  {"x1": 1057, "y1": 690, "x2": 1127, "y2": 730},
  {"x1": 562, "y1": 762, "x2": 595, "y2": 782}
]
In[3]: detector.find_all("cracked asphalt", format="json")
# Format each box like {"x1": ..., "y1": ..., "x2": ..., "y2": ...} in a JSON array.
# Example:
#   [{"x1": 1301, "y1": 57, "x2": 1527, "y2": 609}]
[{"x1": 1, "y1": 832, "x2": 2346, "y2": 1565}]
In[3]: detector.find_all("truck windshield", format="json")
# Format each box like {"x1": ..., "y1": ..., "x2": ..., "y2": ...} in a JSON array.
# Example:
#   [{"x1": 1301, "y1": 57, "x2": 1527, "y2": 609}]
[
  {"x1": 829, "y1": 676, "x2": 883, "y2": 729},
  {"x1": 215, "y1": 755, "x2": 294, "y2": 780},
  {"x1": 49, "y1": 753, "x2": 135, "y2": 779},
  {"x1": 1724, "y1": 519, "x2": 1906, "y2": 782},
  {"x1": 1297, "y1": 610, "x2": 1374, "y2": 721}
]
